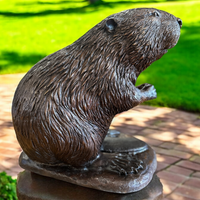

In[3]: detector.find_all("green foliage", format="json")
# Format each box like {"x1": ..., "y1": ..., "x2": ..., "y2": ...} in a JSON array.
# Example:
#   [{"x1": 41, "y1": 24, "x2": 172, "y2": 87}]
[
  {"x1": 0, "y1": 0, "x2": 200, "y2": 111},
  {"x1": 0, "y1": 172, "x2": 17, "y2": 200}
]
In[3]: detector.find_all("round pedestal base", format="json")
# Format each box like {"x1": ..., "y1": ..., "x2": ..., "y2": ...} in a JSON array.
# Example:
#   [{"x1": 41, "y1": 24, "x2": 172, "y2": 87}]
[{"x1": 17, "y1": 170, "x2": 163, "y2": 200}]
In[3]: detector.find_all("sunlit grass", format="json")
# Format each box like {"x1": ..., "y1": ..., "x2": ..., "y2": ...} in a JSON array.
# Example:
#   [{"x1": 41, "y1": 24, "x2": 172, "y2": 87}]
[{"x1": 0, "y1": 0, "x2": 200, "y2": 111}]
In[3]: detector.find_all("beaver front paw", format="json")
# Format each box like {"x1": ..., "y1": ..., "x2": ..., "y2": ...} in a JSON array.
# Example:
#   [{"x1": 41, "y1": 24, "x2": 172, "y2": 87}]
[{"x1": 137, "y1": 83, "x2": 157, "y2": 101}]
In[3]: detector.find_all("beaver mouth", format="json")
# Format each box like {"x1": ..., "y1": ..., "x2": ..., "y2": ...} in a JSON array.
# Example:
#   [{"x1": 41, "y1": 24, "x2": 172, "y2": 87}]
[
  {"x1": 162, "y1": 49, "x2": 168, "y2": 53},
  {"x1": 164, "y1": 32, "x2": 180, "y2": 50},
  {"x1": 164, "y1": 40, "x2": 178, "y2": 50},
  {"x1": 155, "y1": 49, "x2": 167, "y2": 60},
  {"x1": 165, "y1": 42, "x2": 177, "y2": 49}
]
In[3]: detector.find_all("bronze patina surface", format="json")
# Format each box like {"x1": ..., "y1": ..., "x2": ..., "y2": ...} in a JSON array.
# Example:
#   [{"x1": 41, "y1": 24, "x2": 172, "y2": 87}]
[
  {"x1": 12, "y1": 8, "x2": 181, "y2": 168},
  {"x1": 12, "y1": 7, "x2": 181, "y2": 196}
]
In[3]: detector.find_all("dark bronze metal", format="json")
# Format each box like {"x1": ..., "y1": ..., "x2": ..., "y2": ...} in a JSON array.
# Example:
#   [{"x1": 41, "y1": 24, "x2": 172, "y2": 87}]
[
  {"x1": 12, "y1": 7, "x2": 181, "y2": 167},
  {"x1": 12, "y1": 7, "x2": 181, "y2": 195},
  {"x1": 17, "y1": 171, "x2": 163, "y2": 200}
]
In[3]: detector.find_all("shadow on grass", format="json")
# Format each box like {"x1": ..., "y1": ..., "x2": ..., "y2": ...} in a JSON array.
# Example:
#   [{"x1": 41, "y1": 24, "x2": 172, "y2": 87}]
[
  {"x1": 17, "y1": 0, "x2": 187, "y2": 6},
  {"x1": 17, "y1": 0, "x2": 84, "y2": 5},
  {"x1": 0, "y1": 7, "x2": 94, "y2": 17},
  {"x1": 0, "y1": 0, "x2": 182, "y2": 17},
  {"x1": 18, "y1": 0, "x2": 159, "y2": 6},
  {"x1": 0, "y1": 51, "x2": 45, "y2": 72}
]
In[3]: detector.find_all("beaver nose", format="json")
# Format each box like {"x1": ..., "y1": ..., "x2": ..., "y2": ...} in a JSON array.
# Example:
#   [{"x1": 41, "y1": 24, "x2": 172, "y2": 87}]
[{"x1": 177, "y1": 18, "x2": 182, "y2": 28}]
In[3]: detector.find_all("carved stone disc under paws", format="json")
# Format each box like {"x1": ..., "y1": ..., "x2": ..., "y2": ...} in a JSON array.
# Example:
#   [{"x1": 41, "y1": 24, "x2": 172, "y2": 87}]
[
  {"x1": 19, "y1": 136, "x2": 157, "y2": 194},
  {"x1": 109, "y1": 153, "x2": 144, "y2": 176}
]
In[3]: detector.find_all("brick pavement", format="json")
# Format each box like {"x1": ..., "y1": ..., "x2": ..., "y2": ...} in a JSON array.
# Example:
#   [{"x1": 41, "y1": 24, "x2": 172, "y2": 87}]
[{"x1": 0, "y1": 74, "x2": 200, "y2": 200}]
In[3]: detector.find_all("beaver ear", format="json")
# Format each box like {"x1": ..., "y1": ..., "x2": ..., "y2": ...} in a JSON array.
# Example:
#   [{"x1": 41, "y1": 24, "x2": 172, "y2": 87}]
[{"x1": 105, "y1": 19, "x2": 117, "y2": 32}]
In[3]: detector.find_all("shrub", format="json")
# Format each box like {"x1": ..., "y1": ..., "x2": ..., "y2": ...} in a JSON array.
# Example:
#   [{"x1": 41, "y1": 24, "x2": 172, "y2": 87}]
[{"x1": 0, "y1": 171, "x2": 17, "y2": 200}]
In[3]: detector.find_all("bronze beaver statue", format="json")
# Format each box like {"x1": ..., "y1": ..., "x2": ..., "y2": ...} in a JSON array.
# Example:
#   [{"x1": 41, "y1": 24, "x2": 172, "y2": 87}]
[{"x1": 12, "y1": 8, "x2": 182, "y2": 167}]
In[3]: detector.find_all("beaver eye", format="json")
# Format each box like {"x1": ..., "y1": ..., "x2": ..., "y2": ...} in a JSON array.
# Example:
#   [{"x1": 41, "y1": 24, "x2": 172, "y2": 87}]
[
  {"x1": 152, "y1": 11, "x2": 160, "y2": 17},
  {"x1": 106, "y1": 19, "x2": 117, "y2": 32}
]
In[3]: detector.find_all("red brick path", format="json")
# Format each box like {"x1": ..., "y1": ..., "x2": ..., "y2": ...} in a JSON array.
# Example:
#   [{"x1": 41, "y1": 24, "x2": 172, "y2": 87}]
[{"x1": 0, "y1": 74, "x2": 200, "y2": 200}]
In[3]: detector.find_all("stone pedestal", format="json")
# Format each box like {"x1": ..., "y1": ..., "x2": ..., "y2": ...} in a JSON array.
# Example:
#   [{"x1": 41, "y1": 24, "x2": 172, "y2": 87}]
[{"x1": 17, "y1": 171, "x2": 163, "y2": 200}]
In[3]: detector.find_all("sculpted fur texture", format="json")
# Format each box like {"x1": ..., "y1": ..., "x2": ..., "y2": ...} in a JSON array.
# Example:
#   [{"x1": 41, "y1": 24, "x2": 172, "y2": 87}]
[{"x1": 12, "y1": 8, "x2": 181, "y2": 167}]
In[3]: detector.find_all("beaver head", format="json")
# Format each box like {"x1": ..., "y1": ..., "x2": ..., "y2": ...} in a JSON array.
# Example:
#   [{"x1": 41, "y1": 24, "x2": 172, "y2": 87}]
[{"x1": 73, "y1": 8, "x2": 181, "y2": 79}]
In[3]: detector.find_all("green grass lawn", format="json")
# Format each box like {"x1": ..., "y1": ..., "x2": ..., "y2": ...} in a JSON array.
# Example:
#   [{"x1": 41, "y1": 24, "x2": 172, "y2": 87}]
[{"x1": 0, "y1": 0, "x2": 200, "y2": 112}]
